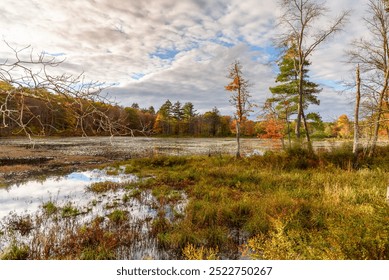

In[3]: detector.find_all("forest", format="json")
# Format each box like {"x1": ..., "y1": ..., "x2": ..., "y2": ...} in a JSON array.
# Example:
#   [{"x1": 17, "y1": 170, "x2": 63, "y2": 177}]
[{"x1": 0, "y1": 80, "x2": 360, "y2": 140}]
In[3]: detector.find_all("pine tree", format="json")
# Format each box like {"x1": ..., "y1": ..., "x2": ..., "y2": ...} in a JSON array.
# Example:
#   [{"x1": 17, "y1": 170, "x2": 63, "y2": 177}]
[
  {"x1": 154, "y1": 100, "x2": 172, "y2": 134},
  {"x1": 268, "y1": 45, "x2": 321, "y2": 145}
]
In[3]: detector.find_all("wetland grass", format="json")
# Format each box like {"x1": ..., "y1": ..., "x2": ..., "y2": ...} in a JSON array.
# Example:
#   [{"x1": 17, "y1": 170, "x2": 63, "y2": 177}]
[
  {"x1": 1, "y1": 147, "x2": 389, "y2": 260},
  {"x1": 118, "y1": 148, "x2": 389, "y2": 259}
]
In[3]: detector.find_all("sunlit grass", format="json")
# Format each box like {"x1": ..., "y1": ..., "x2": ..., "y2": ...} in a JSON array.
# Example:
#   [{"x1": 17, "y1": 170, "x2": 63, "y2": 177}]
[{"x1": 119, "y1": 147, "x2": 389, "y2": 259}]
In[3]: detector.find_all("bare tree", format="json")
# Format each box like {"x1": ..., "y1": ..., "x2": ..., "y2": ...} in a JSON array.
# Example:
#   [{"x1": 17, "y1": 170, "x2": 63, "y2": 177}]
[
  {"x1": 225, "y1": 60, "x2": 253, "y2": 158},
  {"x1": 348, "y1": 0, "x2": 389, "y2": 156},
  {"x1": 385, "y1": 0, "x2": 389, "y2": 11},
  {"x1": 277, "y1": 0, "x2": 349, "y2": 144},
  {"x1": 353, "y1": 64, "x2": 361, "y2": 160},
  {"x1": 0, "y1": 42, "x2": 137, "y2": 142}
]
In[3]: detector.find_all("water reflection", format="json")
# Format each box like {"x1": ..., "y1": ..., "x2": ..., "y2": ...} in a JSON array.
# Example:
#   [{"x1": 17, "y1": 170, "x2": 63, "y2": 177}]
[{"x1": 0, "y1": 168, "x2": 137, "y2": 218}]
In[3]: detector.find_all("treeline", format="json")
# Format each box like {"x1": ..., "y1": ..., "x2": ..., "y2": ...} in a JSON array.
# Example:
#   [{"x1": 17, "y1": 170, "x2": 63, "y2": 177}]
[
  {"x1": 0, "y1": 81, "x2": 148, "y2": 137},
  {"x1": 0, "y1": 81, "x2": 260, "y2": 137},
  {"x1": 1, "y1": 78, "x2": 369, "y2": 139},
  {"x1": 151, "y1": 100, "x2": 257, "y2": 137}
]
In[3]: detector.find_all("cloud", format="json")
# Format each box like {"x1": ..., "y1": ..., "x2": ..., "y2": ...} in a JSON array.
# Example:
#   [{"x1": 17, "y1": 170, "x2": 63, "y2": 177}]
[{"x1": 0, "y1": 0, "x2": 368, "y2": 120}]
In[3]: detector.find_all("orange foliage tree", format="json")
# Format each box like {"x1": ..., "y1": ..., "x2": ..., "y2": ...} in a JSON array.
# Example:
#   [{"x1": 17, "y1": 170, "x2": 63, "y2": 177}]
[
  {"x1": 333, "y1": 114, "x2": 352, "y2": 138},
  {"x1": 225, "y1": 60, "x2": 253, "y2": 157},
  {"x1": 258, "y1": 115, "x2": 285, "y2": 139}
]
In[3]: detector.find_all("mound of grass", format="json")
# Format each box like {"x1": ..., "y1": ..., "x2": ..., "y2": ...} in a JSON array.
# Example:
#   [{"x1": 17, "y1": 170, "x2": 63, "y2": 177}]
[
  {"x1": 88, "y1": 181, "x2": 122, "y2": 193},
  {"x1": 1, "y1": 244, "x2": 29, "y2": 260},
  {"x1": 42, "y1": 201, "x2": 58, "y2": 216}
]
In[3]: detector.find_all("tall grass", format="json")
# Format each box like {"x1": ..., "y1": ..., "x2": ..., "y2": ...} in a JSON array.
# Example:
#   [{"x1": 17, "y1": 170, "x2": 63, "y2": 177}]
[{"x1": 120, "y1": 147, "x2": 389, "y2": 259}]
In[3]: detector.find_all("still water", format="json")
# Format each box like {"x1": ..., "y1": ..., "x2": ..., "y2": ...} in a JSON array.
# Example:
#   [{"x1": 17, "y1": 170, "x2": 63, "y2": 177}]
[
  {"x1": 0, "y1": 168, "x2": 138, "y2": 219},
  {"x1": 0, "y1": 165, "x2": 188, "y2": 259}
]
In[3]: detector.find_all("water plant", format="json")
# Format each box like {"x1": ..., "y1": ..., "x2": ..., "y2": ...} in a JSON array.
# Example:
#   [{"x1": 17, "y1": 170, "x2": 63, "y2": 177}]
[
  {"x1": 108, "y1": 210, "x2": 128, "y2": 224},
  {"x1": 42, "y1": 201, "x2": 58, "y2": 216},
  {"x1": 61, "y1": 203, "x2": 79, "y2": 218},
  {"x1": 88, "y1": 181, "x2": 122, "y2": 193}
]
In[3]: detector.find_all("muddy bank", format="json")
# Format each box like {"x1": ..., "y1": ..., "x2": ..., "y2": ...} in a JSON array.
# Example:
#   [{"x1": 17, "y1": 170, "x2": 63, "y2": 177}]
[{"x1": 0, "y1": 141, "x2": 128, "y2": 186}]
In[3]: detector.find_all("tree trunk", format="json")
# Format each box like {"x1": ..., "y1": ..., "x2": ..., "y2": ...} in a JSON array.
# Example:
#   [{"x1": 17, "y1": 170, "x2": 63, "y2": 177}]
[
  {"x1": 369, "y1": 68, "x2": 389, "y2": 156},
  {"x1": 236, "y1": 119, "x2": 241, "y2": 158},
  {"x1": 286, "y1": 119, "x2": 292, "y2": 149},
  {"x1": 302, "y1": 110, "x2": 312, "y2": 151},
  {"x1": 295, "y1": 65, "x2": 304, "y2": 139},
  {"x1": 353, "y1": 65, "x2": 361, "y2": 159}
]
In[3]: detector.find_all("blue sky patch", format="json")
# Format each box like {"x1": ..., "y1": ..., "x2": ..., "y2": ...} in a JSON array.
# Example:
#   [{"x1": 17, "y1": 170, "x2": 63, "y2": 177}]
[
  {"x1": 150, "y1": 48, "x2": 180, "y2": 60},
  {"x1": 42, "y1": 51, "x2": 66, "y2": 57},
  {"x1": 131, "y1": 73, "x2": 145, "y2": 80}
]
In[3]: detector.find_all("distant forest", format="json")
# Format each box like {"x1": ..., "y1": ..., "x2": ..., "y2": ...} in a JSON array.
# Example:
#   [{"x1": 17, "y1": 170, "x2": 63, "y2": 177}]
[{"x1": 0, "y1": 80, "x2": 366, "y2": 140}]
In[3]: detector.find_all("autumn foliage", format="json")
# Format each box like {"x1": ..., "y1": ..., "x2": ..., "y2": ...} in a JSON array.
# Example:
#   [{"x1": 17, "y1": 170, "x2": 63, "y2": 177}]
[{"x1": 258, "y1": 115, "x2": 285, "y2": 140}]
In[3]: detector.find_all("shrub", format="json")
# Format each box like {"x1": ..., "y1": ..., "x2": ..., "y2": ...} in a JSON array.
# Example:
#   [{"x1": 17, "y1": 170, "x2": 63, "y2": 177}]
[{"x1": 182, "y1": 244, "x2": 219, "y2": 260}]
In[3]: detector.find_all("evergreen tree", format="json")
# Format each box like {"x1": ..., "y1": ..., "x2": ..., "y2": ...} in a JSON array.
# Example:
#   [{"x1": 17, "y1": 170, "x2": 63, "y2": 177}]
[
  {"x1": 268, "y1": 45, "x2": 321, "y2": 145},
  {"x1": 172, "y1": 101, "x2": 184, "y2": 120},
  {"x1": 182, "y1": 102, "x2": 197, "y2": 135},
  {"x1": 153, "y1": 100, "x2": 172, "y2": 134},
  {"x1": 204, "y1": 107, "x2": 221, "y2": 136}
]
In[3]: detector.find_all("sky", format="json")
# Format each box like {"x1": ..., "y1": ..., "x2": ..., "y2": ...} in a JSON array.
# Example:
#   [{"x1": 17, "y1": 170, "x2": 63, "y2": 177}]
[{"x1": 0, "y1": 0, "x2": 370, "y2": 121}]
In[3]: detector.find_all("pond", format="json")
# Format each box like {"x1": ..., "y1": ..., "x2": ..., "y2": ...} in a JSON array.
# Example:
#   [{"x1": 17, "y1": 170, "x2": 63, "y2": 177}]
[
  {"x1": 0, "y1": 167, "x2": 187, "y2": 259},
  {"x1": 0, "y1": 136, "x2": 361, "y2": 158}
]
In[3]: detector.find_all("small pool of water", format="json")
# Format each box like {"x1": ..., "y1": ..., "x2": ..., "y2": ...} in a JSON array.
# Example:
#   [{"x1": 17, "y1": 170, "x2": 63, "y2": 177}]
[
  {"x1": 0, "y1": 167, "x2": 187, "y2": 259},
  {"x1": 0, "y1": 168, "x2": 137, "y2": 219}
]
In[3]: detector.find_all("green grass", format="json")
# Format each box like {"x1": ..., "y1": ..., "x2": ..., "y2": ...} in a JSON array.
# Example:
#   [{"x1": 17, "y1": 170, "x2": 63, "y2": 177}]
[
  {"x1": 61, "y1": 203, "x2": 79, "y2": 218},
  {"x1": 1, "y1": 244, "x2": 29, "y2": 260},
  {"x1": 108, "y1": 210, "x2": 128, "y2": 224}
]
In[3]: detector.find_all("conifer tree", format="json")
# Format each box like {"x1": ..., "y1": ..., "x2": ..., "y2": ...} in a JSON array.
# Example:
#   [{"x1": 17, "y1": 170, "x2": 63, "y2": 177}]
[{"x1": 268, "y1": 45, "x2": 321, "y2": 145}]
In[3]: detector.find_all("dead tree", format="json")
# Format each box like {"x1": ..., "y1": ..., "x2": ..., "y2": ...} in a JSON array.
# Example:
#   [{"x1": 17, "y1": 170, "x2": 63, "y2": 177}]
[
  {"x1": 0, "y1": 42, "x2": 139, "y2": 142},
  {"x1": 348, "y1": 0, "x2": 389, "y2": 156},
  {"x1": 353, "y1": 64, "x2": 361, "y2": 161},
  {"x1": 225, "y1": 60, "x2": 253, "y2": 158}
]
